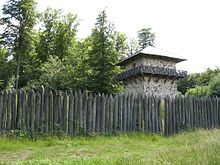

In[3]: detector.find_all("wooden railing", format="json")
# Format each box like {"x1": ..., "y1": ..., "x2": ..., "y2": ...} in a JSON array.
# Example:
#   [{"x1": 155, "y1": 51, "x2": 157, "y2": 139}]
[{"x1": 115, "y1": 65, "x2": 187, "y2": 81}]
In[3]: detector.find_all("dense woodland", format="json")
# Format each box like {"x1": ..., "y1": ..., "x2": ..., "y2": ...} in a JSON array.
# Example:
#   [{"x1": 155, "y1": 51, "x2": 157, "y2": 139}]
[
  {"x1": 0, "y1": 0, "x2": 155, "y2": 93},
  {"x1": 0, "y1": 0, "x2": 219, "y2": 96}
]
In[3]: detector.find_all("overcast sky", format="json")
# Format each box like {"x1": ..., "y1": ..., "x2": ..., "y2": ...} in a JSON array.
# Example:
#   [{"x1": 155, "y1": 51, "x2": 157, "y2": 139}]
[{"x1": 1, "y1": 0, "x2": 220, "y2": 73}]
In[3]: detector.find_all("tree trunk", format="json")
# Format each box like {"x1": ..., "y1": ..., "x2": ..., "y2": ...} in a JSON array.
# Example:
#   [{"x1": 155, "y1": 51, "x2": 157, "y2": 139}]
[
  {"x1": 15, "y1": 50, "x2": 21, "y2": 90},
  {"x1": 15, "y1": 28, "x2": 22, "y2": 90}
]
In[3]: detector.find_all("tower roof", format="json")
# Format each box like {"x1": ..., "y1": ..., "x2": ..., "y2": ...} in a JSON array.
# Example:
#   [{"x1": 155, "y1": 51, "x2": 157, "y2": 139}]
[{"x1": 117, "y1": 46, "x2": 186, "y2": 66}]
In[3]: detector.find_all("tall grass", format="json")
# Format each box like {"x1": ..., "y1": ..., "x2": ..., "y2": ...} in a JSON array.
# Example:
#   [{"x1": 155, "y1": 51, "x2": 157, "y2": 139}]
[{"x1": 0, "y1": 129, "x2": 220, "y2": 164}]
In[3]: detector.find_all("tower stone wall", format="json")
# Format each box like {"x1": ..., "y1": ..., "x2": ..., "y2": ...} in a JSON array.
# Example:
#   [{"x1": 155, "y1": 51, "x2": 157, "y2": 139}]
[
  {"x1": 124, "y1": 56, "x2": 176, "y2": 70},
  {"x1": 124, "y1": 76, "x2": 177, "y2": 97}
]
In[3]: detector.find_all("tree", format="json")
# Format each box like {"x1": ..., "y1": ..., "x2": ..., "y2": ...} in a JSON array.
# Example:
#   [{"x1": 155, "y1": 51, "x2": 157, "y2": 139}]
[
  {"x1": 86, "y1": 10, "x2": 122, "y2": 93},
  {"x1": 126, "y1": 28, "x2": 155, "y2": 57},
  {"x1": 36, "y1": 8, "x2": 61, "y2": 63},
  {"x1": 64, "y1": 37, "x2": 92, "y2": 91},
  {"x1": 177, "y1": 73, "x2": 200, "y2": 95},
  {"x1": 138, "y1": 28, "x2": 155, "y2": 49},
  {"x1": 0, "y1": 47, "x2": 15, "y2": 89},
  {"x1": 177, "y1": 67, "x2": 220, "y2": 97},
  {"x1": 210, "y1": 72, "x2": 220, "y2": 97},
  {"x1": 196, "y1": 68, "x2": 220, "y2": 86},
  {"x1": 186, "y1": 85, "x2": 212, "y2": 97},
  {"x1": 53, "y1": 13, "x2": 78, "y2": 61},
  {"x1": 29, "y1": 56, "x2": 68, "y2": 90},
  {"x1": 27, "y1": 8, "x2": 80, "y2": 91},
  {"x1": 127, "y1": 38, "x2": 139, "y2": 56},
  {"x1": 113, "y1": 32, "x2": 128, "y2": 55},
  {"x1": 36, "y1": 8, "x2": 78, "y2": 62},
  {"x1": 1, "y1": 0, "x2": 37, "y2": 89},
  {"x1": 27, "y1": 38, "x2": 91, "y2": 91}
]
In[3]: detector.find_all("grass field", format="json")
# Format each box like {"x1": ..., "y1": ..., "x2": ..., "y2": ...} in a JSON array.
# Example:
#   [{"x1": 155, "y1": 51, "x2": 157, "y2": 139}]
[{"x1": 0, "y1": 129, "x2": 220, "y2": 164}]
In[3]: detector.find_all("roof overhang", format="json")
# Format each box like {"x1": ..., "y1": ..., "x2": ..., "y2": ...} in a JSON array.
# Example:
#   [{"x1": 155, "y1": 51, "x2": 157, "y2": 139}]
[{"x1": 117, "y1": 46, "x2": 187, "y2": 66}]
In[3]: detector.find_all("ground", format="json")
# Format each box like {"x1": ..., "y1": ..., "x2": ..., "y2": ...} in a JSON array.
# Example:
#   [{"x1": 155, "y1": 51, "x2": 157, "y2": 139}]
[{"x1": 0, "y1": 129, "x2": 220, "y2": 164}]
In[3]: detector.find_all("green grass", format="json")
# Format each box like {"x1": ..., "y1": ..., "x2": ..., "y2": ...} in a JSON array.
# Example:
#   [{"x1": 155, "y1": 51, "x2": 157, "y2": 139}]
[{"x1": 0, "y1": 129, "x2": 220, "y2": 164}]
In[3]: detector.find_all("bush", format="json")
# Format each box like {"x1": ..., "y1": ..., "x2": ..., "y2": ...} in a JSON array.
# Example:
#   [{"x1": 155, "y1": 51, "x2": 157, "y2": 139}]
[{"x1": 186, "y1": 85, "x2": 212, "y2": 97}]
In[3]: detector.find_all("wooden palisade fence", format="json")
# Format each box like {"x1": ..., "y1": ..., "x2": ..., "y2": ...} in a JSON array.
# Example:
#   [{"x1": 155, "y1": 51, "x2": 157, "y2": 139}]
[
  {"x1": 164, "y1": 96, "x2": 220, "y2": 135},
  {"x1": 0, "y1": 90, "x2": 162, "y2": 135},
  {"x1": 0, "y1": 90, "x2": 220, "y2": 135}
]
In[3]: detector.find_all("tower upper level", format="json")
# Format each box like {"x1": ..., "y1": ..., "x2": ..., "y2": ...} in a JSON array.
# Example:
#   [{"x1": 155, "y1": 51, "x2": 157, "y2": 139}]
[
  {"x1": 118, "y1": 46, "x2": 186, "y2": 69},
  {"x1": 116, "y1": 46, "x2": 187, "y2": 81}
]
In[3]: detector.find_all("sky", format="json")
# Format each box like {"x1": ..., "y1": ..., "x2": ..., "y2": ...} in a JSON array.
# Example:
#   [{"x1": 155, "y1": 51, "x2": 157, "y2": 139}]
[{"x1": 0, "y1": 0, "x2": 220, "y2": 73}]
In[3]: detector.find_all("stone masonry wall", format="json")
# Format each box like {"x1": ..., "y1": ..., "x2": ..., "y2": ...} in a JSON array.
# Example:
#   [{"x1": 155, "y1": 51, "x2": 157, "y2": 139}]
[
  {"x1": 144, "y1": 76, "x2": 177, "y2": 97},
  {"x1": 125, "y1": 56, "x2": 176, "y2": 70},
  {"x1": 124, "y1": 76, "x2": 145, "y2": 94},
  {"x1": 124, "y1": 75, "x2": 177, "y2": 97}
]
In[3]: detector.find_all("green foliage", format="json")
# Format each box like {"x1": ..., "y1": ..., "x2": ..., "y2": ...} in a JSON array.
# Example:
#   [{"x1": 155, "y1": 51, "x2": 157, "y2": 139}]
[
  {"x1": 36, "y1": 8, "x2": 61, "y2": 63},
  {"x1": 127, "y1": 38, "x2": 139, "y2": 56},
  {"x1": 177, "y1": 73, "x2": 199, "y2": 94},
  {"x1": 178, "y1": 67, "x2": 220, "y2": 97},
  {"x1": 0, "y1": 48, "x2": 15, "y2": 89},
  {"x1": 36, "y1": 8, "x2": 78, "y2": 63},
  {"x1": 27, "y1": 38, "x2": 91, "y2": 91},
  {"x1": 53, "y1": 13, "x2": 78, "y2": 61},
  {"x1": 186, "y1": 85, "x2": 212, "y2": 97},
  {"x1": 1, "y1": 0, "x2": 37, "y2": 89},
  {"x1": 138, "y1": 28, "x2": 155, "y2": 49},
  {"x1": 64, "y1": 38, "x2": 91, "y2": 91},
  {"x1": 26, "y1": 8, "x2": 81, "y2": 91},
  {"x1": 209, "y1": 72, "x2": 220, "y2": 97},
  {"x1": 27, "y1": 56, "x2": 67, "y2": 90},
  {"x1": 196, "y1": 68, "x2": 220, "y2": 86},
  {"x1": 126, "y1": 28, "x2": 155, "y2": 56},
  {"x1": 113, "y1": 32, "x2": 128, "y2": 54},
  {"x1": 86, "y1": 10, "x2": 123, "y2": 93},
  {"x1": 39, "y1": 56, "x2": 65, "y2": 90}
]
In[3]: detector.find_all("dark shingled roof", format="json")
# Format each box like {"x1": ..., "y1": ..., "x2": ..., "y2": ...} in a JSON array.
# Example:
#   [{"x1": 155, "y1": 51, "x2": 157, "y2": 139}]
[{"x1": 117, "y1": 46, "x2": 187, "y2": 66}]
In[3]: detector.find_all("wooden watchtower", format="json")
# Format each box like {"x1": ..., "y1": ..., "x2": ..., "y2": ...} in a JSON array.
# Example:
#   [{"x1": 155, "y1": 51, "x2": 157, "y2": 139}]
[{"x1": 116, "y1": 46, "x2": 187, "y2": 97}]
